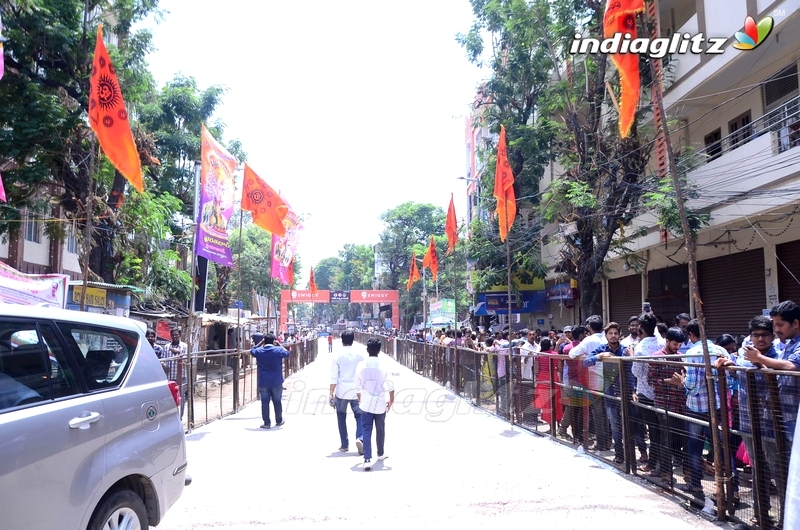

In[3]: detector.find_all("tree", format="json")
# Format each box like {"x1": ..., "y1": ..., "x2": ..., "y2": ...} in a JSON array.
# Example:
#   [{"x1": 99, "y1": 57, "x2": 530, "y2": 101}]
[{"x1": 462, "y1": 0, "x2": 655, "y2": 319}]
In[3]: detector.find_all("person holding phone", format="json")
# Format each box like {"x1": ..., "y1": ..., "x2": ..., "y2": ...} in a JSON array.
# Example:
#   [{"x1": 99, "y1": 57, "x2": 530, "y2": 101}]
[{"x1": 250, "y1": 333, "x2": 290, "y2": 429}]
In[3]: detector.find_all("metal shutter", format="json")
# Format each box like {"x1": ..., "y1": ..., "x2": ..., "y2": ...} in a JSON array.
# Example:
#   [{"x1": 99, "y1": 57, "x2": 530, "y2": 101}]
[
  {"x1": 647, "y1": 264, "x2": 690, "y2": 323},
  {"x1": 608, "y1": 274, "x2": 643, "y2": 326},
  {"x1": 777, "y1": 240, "x2": 800, "y2": 302},
  {"x1": 698, "y1": 248, "x2": 766, "y2": 337}
]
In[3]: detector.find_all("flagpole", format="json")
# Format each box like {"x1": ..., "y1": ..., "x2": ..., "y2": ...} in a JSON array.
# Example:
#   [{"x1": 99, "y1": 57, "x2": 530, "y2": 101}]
[
  {"x1": 80, "y1": 138, "x2": 98, "y2": 311},
  {"x1": 235, "y1": 202, "x2": 244, "y2": 413},
  {"x1": 506, "y1": 210, "x2": 514, "y2": 427}
]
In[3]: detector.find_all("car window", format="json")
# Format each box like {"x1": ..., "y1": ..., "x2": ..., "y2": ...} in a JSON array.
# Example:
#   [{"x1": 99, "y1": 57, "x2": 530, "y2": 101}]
[
  {"x1": 0, "y1": 322, "x2": 81, "y2": 412},
  {"x1": 56, "y1": 322, "x2": 140, "y2": 391}
]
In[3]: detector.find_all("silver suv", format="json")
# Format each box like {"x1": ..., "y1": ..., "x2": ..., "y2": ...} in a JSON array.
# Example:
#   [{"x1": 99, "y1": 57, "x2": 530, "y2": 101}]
[{"x1": 0, "y1": 304, "x2": 189, "y2": 529}]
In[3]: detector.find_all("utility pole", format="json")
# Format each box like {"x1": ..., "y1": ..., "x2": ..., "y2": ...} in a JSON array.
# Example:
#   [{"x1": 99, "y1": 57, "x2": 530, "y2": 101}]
[{"x1": 642, "y1": 14, "x2": 726, "y2": 519}]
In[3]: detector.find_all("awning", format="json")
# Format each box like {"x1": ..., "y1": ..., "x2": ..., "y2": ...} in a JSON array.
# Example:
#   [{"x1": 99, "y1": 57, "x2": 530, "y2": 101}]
[{"x1": 200, "y1": 313, "x2": 251, "y2": 326}]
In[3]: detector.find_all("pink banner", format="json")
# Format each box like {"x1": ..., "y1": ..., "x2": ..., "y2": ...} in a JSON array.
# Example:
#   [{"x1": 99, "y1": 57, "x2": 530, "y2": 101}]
[
  {"x1": 0, "y1": 262, "x2": 68, "y2": 308},
  {"x1": 270, "y1": 210, "x2": 302, "y2": 284}
]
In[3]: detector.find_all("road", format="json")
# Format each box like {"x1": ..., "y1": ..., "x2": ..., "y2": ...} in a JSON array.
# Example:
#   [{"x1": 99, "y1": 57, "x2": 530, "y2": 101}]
[{"x1": 157, "y1": 338, "x2": 720, "y2": 529}]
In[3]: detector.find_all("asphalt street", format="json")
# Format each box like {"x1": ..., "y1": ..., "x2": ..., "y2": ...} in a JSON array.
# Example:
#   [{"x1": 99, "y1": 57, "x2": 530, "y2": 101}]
[{"x1": 157, "y1": 338, "x2": 720, "y2": 529}]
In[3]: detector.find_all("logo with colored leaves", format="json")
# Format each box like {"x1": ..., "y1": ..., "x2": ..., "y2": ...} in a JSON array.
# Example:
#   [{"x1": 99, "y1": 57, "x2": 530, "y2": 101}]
[{"x1": 732, "y1": 16, "x2": 774, "y2": 50}]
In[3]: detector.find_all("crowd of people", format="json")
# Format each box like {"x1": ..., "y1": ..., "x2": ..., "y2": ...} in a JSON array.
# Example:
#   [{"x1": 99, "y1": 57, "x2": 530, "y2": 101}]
[{"x1": 393, "y1": 301, "x2": 800, "y2": 528}]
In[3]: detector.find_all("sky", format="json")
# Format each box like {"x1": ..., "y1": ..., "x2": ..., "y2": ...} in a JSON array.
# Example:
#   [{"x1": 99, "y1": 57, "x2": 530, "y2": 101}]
[{"x1": 138, "y1": 0, "x2": 487, "y2": 284}]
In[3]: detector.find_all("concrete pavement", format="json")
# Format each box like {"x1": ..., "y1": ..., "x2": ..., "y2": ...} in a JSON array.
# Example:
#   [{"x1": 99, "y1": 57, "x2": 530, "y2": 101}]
[{"x1": 157, "y1": 338, "x2": 720, "y2": 529}]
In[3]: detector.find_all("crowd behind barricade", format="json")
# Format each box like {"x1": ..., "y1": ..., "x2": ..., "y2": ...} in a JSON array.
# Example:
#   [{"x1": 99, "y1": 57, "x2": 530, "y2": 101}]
[{"x1": 369, "y1": 300, "x2": 800, "y2": 529}]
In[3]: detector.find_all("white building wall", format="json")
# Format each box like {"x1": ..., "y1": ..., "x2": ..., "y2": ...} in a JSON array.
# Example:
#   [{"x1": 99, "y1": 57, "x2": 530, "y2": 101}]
[
  {"x1": 23, "y1": 237, "x2": 50, "y2": 266},
  {"x1": 0, "y1": 237, "x2": 8, "y2": 259}
]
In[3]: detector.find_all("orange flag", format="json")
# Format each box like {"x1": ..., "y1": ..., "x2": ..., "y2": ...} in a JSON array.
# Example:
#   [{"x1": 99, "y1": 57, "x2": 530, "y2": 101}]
[
  {"x1": 493, "y1": 125, "x2": 516, "y2": 241},
  {"x1": 89, "y1": 25, "x2": 143, "y2": 193},
  {"x1": 406, "y1": 252, "x2": 421, "y2": 291},
  {"x1": 288, "y1": 258, "x2": 295, "y2": 286},
  {"x1": 422, "y1": 236, "x2": 439, "y2": 281},
  {"x1": 241, "y1": 164, "x2": 289, "y2": 236},
  {"x1": 604, "y1": 0, "x2": 645, "y2": 138},
  {"x1": 308, "y1": 267, "x2": 318, "y2": 296},
  {"x1": 445, "y1": 194, "x2": 458, "y2": 255}
]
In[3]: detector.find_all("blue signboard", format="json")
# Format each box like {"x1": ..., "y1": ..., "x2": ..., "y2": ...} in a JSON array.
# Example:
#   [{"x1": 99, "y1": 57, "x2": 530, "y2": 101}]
[
  {"x1": 546, "y1": 283, "x2": 573, "y2": 301},
  {"x1": 476, "y1": 290, "x2": 546, "y2": 314}
]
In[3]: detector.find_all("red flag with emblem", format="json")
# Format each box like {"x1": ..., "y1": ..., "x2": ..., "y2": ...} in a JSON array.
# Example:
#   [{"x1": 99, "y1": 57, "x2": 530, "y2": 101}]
[
  {"x1": 445, "y1": 194, "x2": 458, "y2": 255},
  {"x1": 241, "y1": 164, "x2": 288, "y2": 236},
  {"x1": 493, "y1": 125, "x2": 516, "y2": 241},
  {"x1": 308, "y1": 267, "x2": 318, "y2": 296},
  {"x1": 422, "y1": 236, "x2": 439, "y2": 281},
  {"x1": 89, "y1": 25, "x2": 143, "y2": 192},
  {"x1": 604, "y1": 0, "x2": 645, "y2": 138},
  {"x1": 406, "y1": 252, "x2": 421, "y2": 291}
]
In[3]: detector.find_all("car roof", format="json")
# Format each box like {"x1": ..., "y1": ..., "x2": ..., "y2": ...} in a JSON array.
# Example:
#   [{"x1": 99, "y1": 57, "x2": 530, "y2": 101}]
[{"x1": 0, "y1": 304, "x2": 147, "y2": 334}]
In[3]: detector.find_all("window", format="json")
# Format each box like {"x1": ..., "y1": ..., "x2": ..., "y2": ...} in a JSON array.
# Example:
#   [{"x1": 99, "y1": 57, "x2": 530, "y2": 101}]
[
  {"x1": 763, "y1": 63, "x2": 799, "y2": 111},
  {"x1": 728, "y1": 111, "x2": 752, "y2": 150},
  {"x1": 56, "y1": 322, "x2": 139, "y2": 390},
  {"x1": 66, "y1": 225, "x2": 78, "y2": 254},
  {"x1": 0, "y1": 322, "x2": 80, "y2": 411},
  {"x1": 704, "y1": 129, "x2": 722, "y2": 161},
  {"x1": 24, "y1": 211, "x2": 41, "y2": 243}
]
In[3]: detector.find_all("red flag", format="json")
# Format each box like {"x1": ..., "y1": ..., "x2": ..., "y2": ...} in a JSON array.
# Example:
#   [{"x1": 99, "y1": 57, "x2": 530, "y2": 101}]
[
  {"x1": 89, "y1": 25, "x2": 143, "y2": 193},
  {"x1": 406, "y1": 252, "x2": 421, "y2": 291},
  {"x1": 445, "y1": 194, "x2": 458, "y2": 255},
  {"x1": 604, "y1": 0, "x2": 645, "y2": 138},
  {"x1": 422, "y1": 236, "x2": 439, "y2": 281},
  {"x1": 493, "y1": 125, "x2": 516, "y2": 241},
  {"x1": 241, "y1": 164, "x2": 288, "y2": 236},
  {"x1": 308, "y1": 267, "x2": 318, "y2": 296}
]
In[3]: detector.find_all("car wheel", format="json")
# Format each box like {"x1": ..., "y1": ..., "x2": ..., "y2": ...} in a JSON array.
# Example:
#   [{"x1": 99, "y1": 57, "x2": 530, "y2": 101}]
[{"x1": 88, "y1": 490, "x2": 149, "y2": 530}]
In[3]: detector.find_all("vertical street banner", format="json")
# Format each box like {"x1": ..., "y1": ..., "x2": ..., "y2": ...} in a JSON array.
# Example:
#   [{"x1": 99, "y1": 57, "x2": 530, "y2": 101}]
[
  {"x1": 270, "y1": 209, "x2": 303, "y2": 284},
  {"x1": 195, "y1": 125, "x2": 237, "y2": 267}
]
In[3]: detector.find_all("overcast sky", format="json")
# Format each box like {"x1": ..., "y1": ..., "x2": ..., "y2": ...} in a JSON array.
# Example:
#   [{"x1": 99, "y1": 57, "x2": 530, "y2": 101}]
[{"x1": 139, "y1": 0, "x2": 486, "y2": 284}]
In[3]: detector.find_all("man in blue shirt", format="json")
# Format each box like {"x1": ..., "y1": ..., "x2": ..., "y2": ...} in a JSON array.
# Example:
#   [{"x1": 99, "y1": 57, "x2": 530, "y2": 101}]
[
  {"x1": 251, "y1": 333, "x2": 290, "y2": 429},
  {"x1": 583, "y1": 322, "x2": 633, "y2": 464}
]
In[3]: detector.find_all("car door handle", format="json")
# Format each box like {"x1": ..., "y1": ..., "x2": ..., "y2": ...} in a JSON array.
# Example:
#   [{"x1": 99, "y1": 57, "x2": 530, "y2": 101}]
[{"x1": 69, "y1": 411, "x2": 101, "y2": 430}]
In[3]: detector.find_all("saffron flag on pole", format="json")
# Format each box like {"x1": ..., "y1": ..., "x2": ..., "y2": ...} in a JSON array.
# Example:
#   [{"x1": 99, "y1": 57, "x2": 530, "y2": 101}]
[
  {"x1": 308, "y1": 267, "x2": 318, "y2": 296},
  {"x1": 604, "y1": 0, "x2": 645, "y2": 138},
  {"x1": 422, "y1": 236, "x2": 439, "y2": 281},
  {"x1": 241, "y1": 164, "x2": 288, "y2": 236},
  {"x1": 288, "y1": 258, "x2": 295, "y2": 287},
  {"x1": 406, "y1": 252, "x2": 421, "y2": 291},
  {"x1": 493, "y1": 125, "x2": 516, "y2": 242},
  {"x1": 445, "y1": 194, "x2": 458, "y2": 255},
  {"x1": 89, "y1": 25, "x2": 143, "y2": 192}
]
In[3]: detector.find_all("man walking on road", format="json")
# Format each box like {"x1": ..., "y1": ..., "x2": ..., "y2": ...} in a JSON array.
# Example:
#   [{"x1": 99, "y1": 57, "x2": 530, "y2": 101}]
[
  {"x1": 355, "y1": 338, "x2": 395, "y2": 470},
  {"x1": 250, "y1": 333, "x2": 290, "y2": 429},
  {"x1": 328, "y1": 333, "x2": 334, "y2": 353},
  {"x1": 330, "y1": 330, "x2": 364, "y2": 454}
]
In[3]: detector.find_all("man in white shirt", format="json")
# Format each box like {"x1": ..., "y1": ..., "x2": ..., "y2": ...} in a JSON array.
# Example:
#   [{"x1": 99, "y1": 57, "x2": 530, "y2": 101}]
[
  {"x1": 355, "y1": 338, "x2": 395, "y2": 470},
  {"x1": 568, "y1": 315, "x2": 611, "y2": 451},
  {"x1": 620, "y1": 316, "x2": 640, "y2": 350},
  {"x1": 330, "y1": 330, "x2": 365, "y2": 454}
]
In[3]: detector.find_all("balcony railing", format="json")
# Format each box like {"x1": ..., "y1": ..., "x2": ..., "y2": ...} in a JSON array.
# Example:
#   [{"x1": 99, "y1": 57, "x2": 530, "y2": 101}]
[{"x1": 684, "y1": 94, "x2": 800, "y2": 170}]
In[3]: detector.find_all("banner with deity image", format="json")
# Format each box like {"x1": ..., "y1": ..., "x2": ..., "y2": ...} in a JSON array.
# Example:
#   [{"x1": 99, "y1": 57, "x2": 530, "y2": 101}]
[
  {"x1": 195, "y1": 125, "x2": 238, "y2": 267},
  {"x1": 270, "y1": 209, "x2": 303, "y2": 284}
]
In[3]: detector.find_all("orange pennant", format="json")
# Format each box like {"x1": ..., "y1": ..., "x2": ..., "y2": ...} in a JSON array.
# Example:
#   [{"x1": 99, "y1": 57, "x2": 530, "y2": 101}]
[
  {"x1": 604, "y1": 0, "x2": 645, "y2": 138},
  {"x1": 445, "y1": 194, "x2": 458, "y2": 255},
  {"x1": 241, "y1": 164, "x2": 288, "y2": 236},
  {"x1": 308, "y1": 267, "x2": 318, "y2": 296},
  {"x1": 89, "y1": 25, "x2": 143, "y2": 193},
  {"x1": 406, "y1": 252, "x2": 421, "y2": 291},
  {"x1": 493, "y1": 125, "x2": 516, "y2": 241},
  {"x1": 288, "y1": 258, "x2": 295, "y2": 287},
  {"x1": 422, "y1": 236, "x2": 439, "y2": 281}
]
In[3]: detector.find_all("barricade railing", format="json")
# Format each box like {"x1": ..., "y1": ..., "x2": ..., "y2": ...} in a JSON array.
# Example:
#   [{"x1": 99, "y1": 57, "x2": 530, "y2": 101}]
[
  {"x1": 368, "y1": 334, "x2": 798, "y2": 529},
  {"x1": 158, "y1": 339, "x2": 318, "y2": 431}
]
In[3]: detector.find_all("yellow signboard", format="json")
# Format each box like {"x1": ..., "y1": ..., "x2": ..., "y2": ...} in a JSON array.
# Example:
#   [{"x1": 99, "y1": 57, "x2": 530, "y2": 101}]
[
  {"x1": 486, "y1": 275, "x2": 545, "y2": 292},
  {"x1": 72, "y1": 286, "x2": 107, "y2": 308}
]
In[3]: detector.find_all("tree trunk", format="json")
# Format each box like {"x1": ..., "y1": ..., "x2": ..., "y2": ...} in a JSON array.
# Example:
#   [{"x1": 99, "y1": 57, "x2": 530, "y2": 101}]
[{"x1": 578, "y1": 271, "x2": 601, "y2": 323}]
